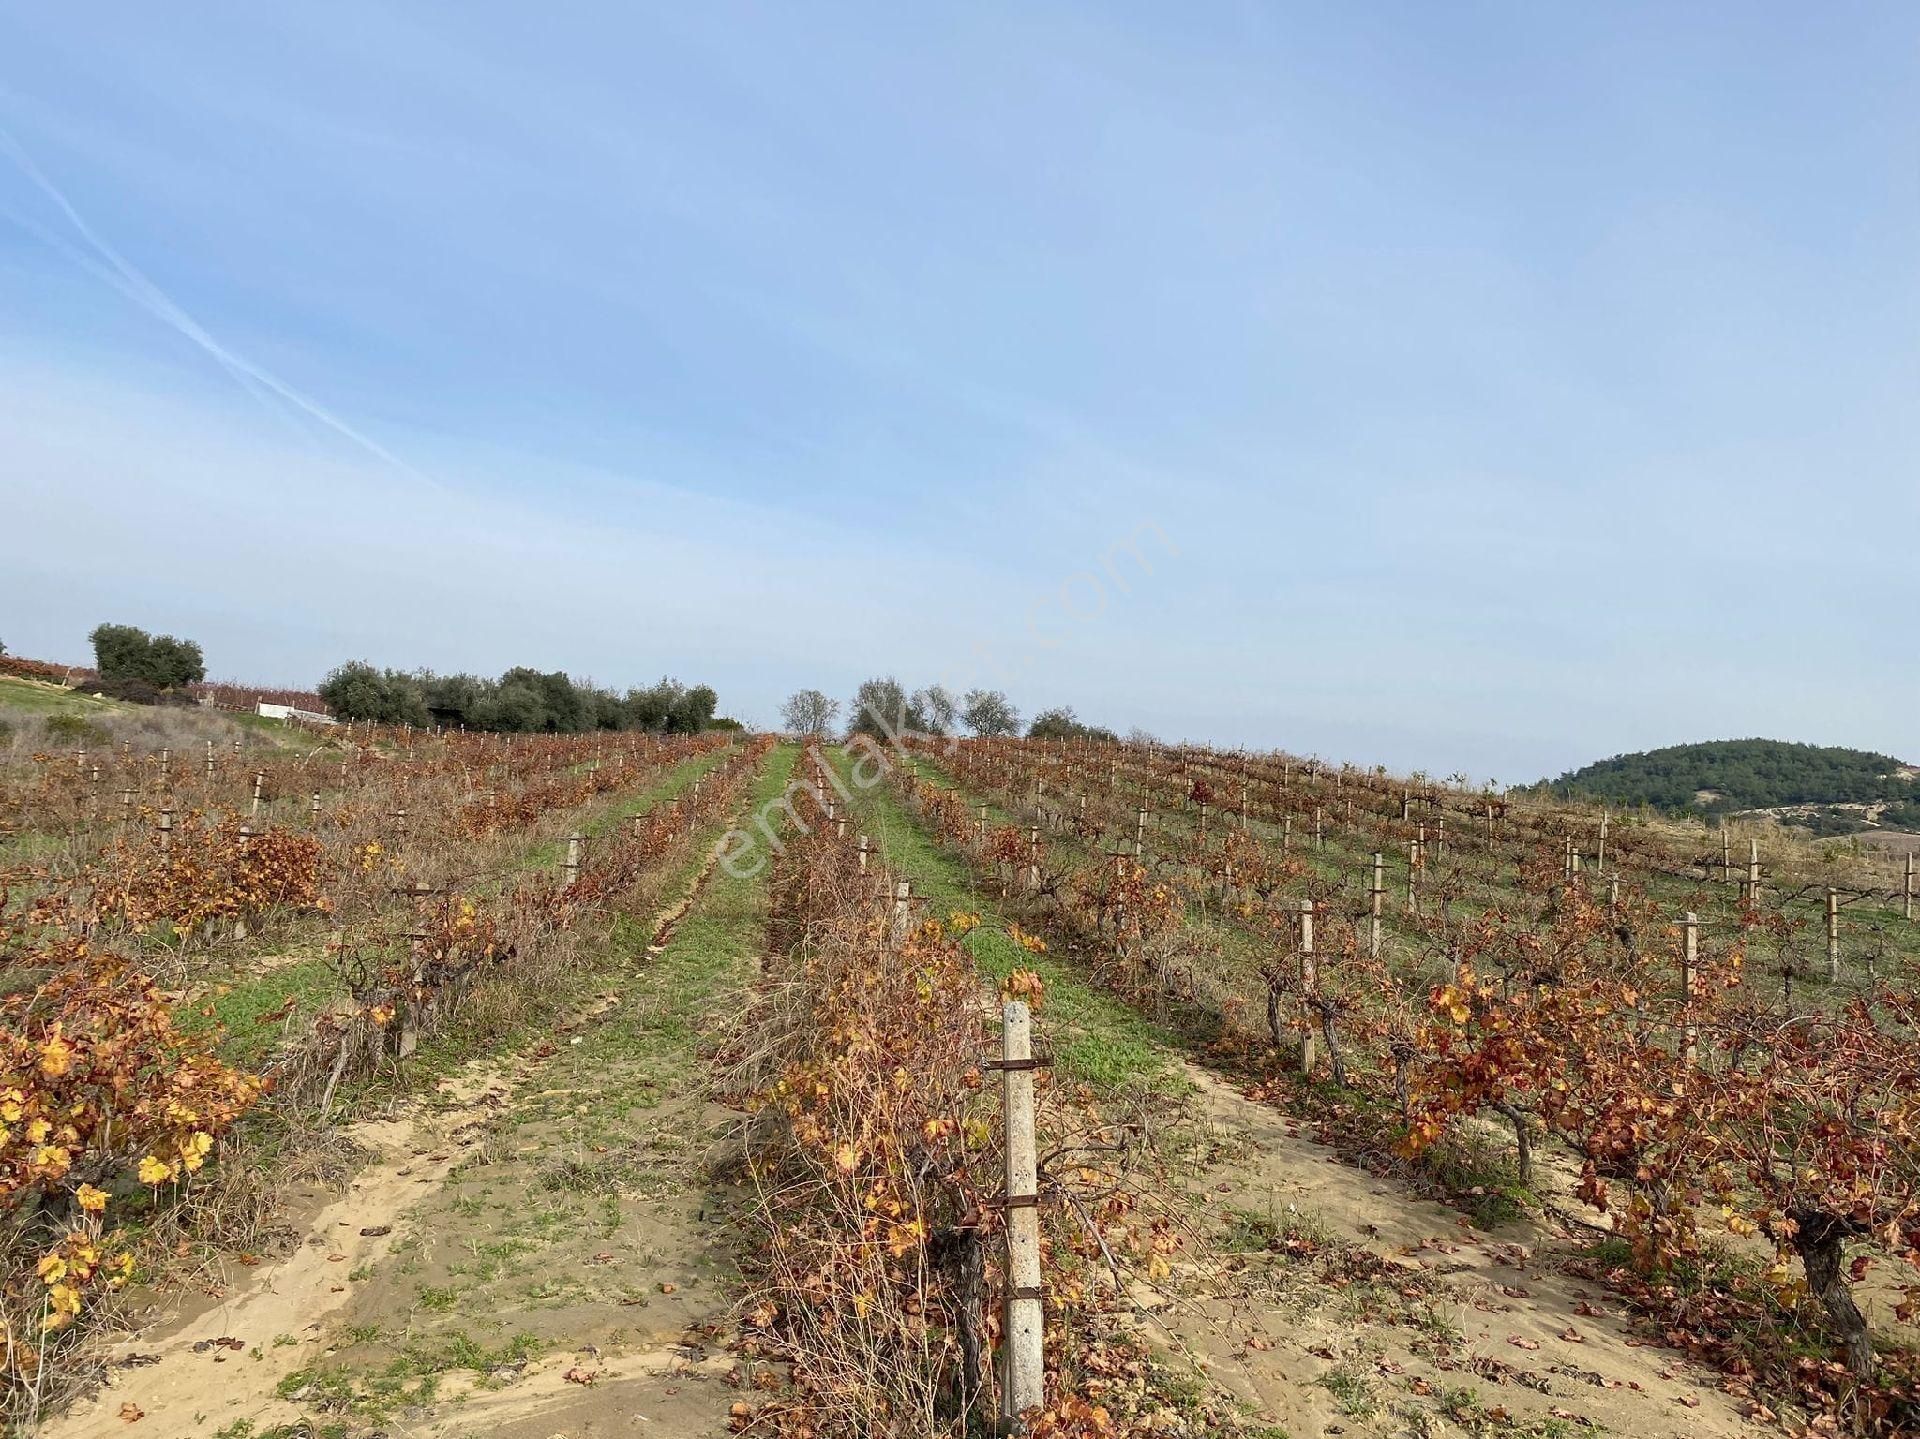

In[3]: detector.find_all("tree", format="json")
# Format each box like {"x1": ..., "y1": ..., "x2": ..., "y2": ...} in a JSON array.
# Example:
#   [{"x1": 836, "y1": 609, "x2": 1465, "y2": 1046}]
[
  {"x1": 1027, "y1": 705, "x2": 1118, "y2": 743},
  {"x1": 668, "y1": 684, "x2": 718, "y2": 733},
  {"x1": 318, "y1": 662, "x2": 429, "y2": 726},
  {"x1": 913, "y1": 685, "x2": 959, "y2": 736},
  {"x1": 962, "y1": 689, "x2": 1020, "y2": 737},
  {"x1": 625, "y1": 679, "x2": 684, "y2": 732},
  {"x1": 89, "y1": 623, "x2": 205, "y2": 689},
  {"x1": 89, "y1": 624, "x2": 150, "y2": 682},
  {"x1": 781, "y1": 689, "x2": 840, "y2": 737},
  {"x1": 145, "y1": 635, "x2": 206, "y2": 688},
  {"x1": 317, "y1": 661, "x2": 386, "y2": 721},
  {"x1": 491, "y1": 679, "x2": 549, "y2": 732},
  {"x1": 848, "y1": 677, "x2": 911, "y2": 740}
]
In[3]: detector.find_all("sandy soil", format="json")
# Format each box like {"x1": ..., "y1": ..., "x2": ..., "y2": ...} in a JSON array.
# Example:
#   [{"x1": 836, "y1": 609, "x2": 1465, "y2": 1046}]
[{"x1": 1144, "y1": 1061, "x2": 1777, "y2": 1438}]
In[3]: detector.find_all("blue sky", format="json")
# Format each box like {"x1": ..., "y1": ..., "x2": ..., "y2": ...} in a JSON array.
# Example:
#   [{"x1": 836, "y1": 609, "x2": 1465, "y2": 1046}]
[{"x1": 2, "y1": 3, "x2": 1915, "y2": 782}]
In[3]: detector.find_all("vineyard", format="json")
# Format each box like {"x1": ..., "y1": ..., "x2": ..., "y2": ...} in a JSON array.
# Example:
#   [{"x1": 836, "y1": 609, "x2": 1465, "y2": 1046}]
[{"x1": 4, "y1": 707, "x2": 1919, "y2": 1437}]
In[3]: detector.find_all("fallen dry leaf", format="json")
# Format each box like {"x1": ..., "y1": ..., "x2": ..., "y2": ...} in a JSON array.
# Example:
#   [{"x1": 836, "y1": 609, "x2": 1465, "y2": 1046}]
[{"x1": 118, "y1": 1402, "x2": 143, "y2": 1423}]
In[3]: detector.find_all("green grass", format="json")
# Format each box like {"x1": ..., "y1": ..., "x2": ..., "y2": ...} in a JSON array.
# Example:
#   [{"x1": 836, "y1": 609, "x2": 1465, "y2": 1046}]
[
  {"x1": 0, "y1": 673, "x2": 115, "y2": 718},
  {"x1": 189, "y1": 957, "x2": 341, "y2": 1068},
  {"x1": 557, "y1": 743, "x2": 799, "y2": 1088},
  {"x1": 825, "y1": 747, "x2": 1179, "y2": 1097}
]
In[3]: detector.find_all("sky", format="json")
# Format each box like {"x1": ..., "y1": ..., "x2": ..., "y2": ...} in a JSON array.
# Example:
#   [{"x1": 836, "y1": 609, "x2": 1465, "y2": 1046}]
[{"x1": 1, "y1": 3, "x2": 1915, "y2": 783}]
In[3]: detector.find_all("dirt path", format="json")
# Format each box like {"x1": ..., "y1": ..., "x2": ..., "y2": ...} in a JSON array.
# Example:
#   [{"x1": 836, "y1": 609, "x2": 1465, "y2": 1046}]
[
  {"x1": 45, "y1": 1063, "x2": 522, "y2": 1438},
  {"x1": 51, "y1": 746, "x2": 797, "y2": 1439},
  {"x1": 1155, "y1": 1061, "x2": 1773, "y2": 1437}
]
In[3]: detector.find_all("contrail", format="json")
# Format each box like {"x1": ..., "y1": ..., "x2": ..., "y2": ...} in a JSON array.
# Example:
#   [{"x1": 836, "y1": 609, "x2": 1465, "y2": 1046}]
[{"x1": 0, "y1": 125, "x2": 443, "y2": 493}]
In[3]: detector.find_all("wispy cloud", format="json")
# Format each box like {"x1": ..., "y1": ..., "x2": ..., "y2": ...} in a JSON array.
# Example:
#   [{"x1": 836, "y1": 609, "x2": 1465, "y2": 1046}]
[{"x1": 0, "y1": 124, "x2": 443, "y2": 494}]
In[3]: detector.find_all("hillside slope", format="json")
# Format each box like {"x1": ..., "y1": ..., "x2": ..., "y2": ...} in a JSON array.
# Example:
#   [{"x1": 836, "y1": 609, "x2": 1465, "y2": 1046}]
[{"x1": 1541, "y1": 737, "x2": 1918, "y2": 831}]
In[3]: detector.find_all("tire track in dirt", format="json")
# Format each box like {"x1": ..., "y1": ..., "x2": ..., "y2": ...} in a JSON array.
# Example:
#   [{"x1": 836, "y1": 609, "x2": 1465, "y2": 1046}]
[{"x1": 46, "y1": 786, "x2": 771, "y2": 1439}]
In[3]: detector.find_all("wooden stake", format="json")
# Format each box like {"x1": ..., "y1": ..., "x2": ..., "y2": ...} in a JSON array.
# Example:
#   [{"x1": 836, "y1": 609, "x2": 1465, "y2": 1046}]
[{"x1": 1369, "y1": 852, "x2": 1384, "y2": 960}]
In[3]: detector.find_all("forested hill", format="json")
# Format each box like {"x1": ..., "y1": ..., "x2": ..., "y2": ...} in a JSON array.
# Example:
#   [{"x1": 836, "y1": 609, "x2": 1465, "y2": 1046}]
[{"x1": 1539, "y1": 739, "x2": 1916, "y2": 817}]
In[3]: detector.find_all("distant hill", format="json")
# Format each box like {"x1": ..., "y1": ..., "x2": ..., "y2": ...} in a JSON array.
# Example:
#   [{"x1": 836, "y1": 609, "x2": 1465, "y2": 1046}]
[{"x1": 1539, "y1": 738, "x2": 1920, "y2": 833}]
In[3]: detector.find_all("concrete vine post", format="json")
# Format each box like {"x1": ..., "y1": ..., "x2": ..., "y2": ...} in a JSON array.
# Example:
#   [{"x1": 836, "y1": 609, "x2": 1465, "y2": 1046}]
[
  {"x1": 1027, "y1": 825, "x2": 1041, "y2": 892},
  {"x1": 251, "y1": 770, "x2": 265, "y2": 819},
  {"x1": 204, "y1": 739, "x2": 215, "y2": 780},
  {"x1": 561, "y1": 834, "x2": 583, "y2": 892},
  {"x1": 891, "y1": 879, "x2": 912, "y2": 945},
  {"x1": 1905, "y1": 852, "x2": 1914, "y2": 923},
  {"x1": 998, "y1": 999, "x2": 1045, "y2": 1424},
  {"x1": 1680, "y1": 912, "x2": 1699, "y2": 1069},
  {"x1": 157, "y1": 805, "x2": 174, "y2": 854},
  {"x1": 1297, "y1": 898, "x2": 1317, "y2": 1073},
  {"x1": 1827, "y1": 888, "x2": 1841, "y2": 982},
  {"x1": 1134, "y1": 806, "x2": 1146, "y2": 860},
  {"x1": 234, "y1": 824, "x2": 255, "y2": 940},
  {"x1": 1747, "y1": 840, "x2": 1762, "y2": 907}
]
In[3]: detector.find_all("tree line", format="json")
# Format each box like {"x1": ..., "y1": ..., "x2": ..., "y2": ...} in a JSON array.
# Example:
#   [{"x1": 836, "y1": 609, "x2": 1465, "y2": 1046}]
[
  {"x1": 318, "y1": 662, "x2": 725, "y2": 734},
  {"x1": 1539, "y1": 737, "x2": 1916, "y2": 817},
  {"x1": 779, "y1": 678, "x2": 1119, "y2": 743}
]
